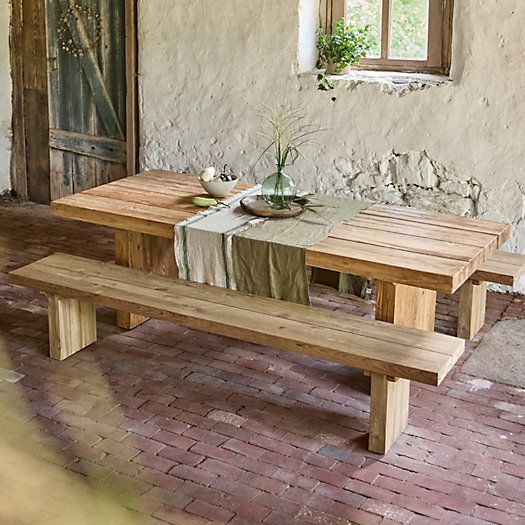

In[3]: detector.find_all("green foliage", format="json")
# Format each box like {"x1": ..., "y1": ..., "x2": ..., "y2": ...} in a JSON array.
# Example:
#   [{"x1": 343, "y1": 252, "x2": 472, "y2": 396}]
[
  {"x1": 252, "y1": 105, "x2": 324, "y2": 173},
  {"x1": 347, "y1": 0, "x2": 428, "y2": 59},
  {"x1": 390, "y1": 0, "x2": 428, "y2": 59},
  {"x1": 316, "y1": 19, "x2": 372, "y2": 93}
]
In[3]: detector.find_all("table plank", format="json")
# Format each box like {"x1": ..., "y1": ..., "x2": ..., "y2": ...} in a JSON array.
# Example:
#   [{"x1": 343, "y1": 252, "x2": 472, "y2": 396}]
[
  {"x1": 329, "y1": 223, "x2": 485, "y2": 262},
  {"x1": 52, "y1": 193, "x2": 190, "y2": 238},
  {"x1": 306, "y1": 237, "x2": 470, "y2": 292},
  {"x1": 86, "y1": 184, "x2": 198, "y2": 211},
  {"x1": 345, "y1": 215, "x2": 499, "y2": 249},
  {"x1": 363, "y1": 205, "x2": 510, "y2": 242}
]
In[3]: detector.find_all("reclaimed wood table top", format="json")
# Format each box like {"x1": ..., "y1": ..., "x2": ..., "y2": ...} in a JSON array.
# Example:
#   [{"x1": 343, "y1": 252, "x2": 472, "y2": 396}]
[{"x1": 51, "y1": 170, "x2": 511, "y2": 294}]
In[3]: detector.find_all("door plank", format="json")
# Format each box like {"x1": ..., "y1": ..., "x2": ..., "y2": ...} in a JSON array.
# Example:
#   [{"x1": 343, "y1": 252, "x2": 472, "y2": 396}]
[
  {"x1": 49, "y1": 128, "x2": 127, "y2": 164},
  {"x1": 57, "y1": 0, "x2": 125, "y2": 140}
]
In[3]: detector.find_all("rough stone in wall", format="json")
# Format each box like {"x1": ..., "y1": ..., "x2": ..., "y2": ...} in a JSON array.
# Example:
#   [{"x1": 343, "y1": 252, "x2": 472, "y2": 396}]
[
  {"x1": 325, "y1": 150, "x2": 481, "y2": 217},
  {"x1": 478, "y1": 180, "x2": 525, "y2": 253}
]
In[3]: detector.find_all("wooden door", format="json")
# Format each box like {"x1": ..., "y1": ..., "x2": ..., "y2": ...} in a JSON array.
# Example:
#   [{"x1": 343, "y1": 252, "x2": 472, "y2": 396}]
[{"x1": 45, "y1": 0, "x2": 133, "y2": 199}]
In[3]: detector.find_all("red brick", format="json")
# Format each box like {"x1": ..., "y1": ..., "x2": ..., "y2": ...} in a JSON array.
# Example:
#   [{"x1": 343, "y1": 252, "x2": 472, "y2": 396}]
[
  {"x1": 185, "y1": 499, "x2": 234, "y2": 524},
  {"x1": 150, "y1": 415, "x2": 190, "y2": 434},
  {"x1": 94, "y1": 438, "x2": 140, "y2": 461},
  {"x1": 199, "y1": 458, "x2": 244, "y2": 480},
  {"x1": 360, "y1": 498, "x2": 415, "y2": 522},
  {"x1": 423, "y1": 490, "x2": 477, "y2": 515},
  {"x1": 263, "y1": 511, "x2": 304, "y2": 525},
  {"x1": 133, "y1": 452, "x2": 176, "y2": 473},
  {"x1": 158, "y1": 445, "x2": 204, "y2": 466},
  {"x1": 229, "y1": 499, "x2": 272, "y2": 523},
  {"x1": 259, "y1": 450, "x2": 304, "y2": 471},
  {"x1": 170, "y1": 464, "x2": 218, "y2": 486},
  {"x1": 299, "y1": 464, "x2": 348, "y2": 488},
  {"x1": 211, "y1": 477, "x2": 263, "y2": 501},
  {"x1": 222, "y1": 438, "x2": 266, "y2": 458},
  {"x1": 249, "y1": 434, "x2": 296, "y2": 456},
  {"x1": 314, "y1": 482, "x2": 365, "y2": 507},
  {"x1": 474, "y1": 506, "x2": 525, "y2": 525},
  {"x1": 153, "y1": 505, "x2": 211, "y2": 525},
  {"x1": 184, "y1": 427, "x2": 227, "y2": 447},
  {"x1": 326, "y1": 501, "x2": 380, "y2": 525},
  {"x1": 139, "y1": 468, "x2": 185, "y2": 492},
  {"x1": 152, "y1": 430, "x2": 196, "y2": 450},
  {"x1": 254, "y1": 493, "x2": 302, "y2": 517},
  {"x1": 242, "y1": 471, "x2": 288, "y2": 495},
  {"x1": 190, "y1": 441, "x2": 237, "y2": 463},
  {"x1": 502, "y1": 463, "x2": 525, "y2": 478},
  {"x1": 271, "y1": 467, "x2": 319, "y2": 491},
  {"x1": 122, "y1": 433, "x2": 166, "y2": 455}
]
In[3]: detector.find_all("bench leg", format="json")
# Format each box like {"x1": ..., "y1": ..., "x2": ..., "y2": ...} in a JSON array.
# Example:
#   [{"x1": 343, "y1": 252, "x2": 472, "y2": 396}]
[
  {"x1": 369, "y1": 373, "x2": 410, "y2": 454},
  {"x1": 115, "y1": 229, "x2": 178, "y2": 329},
  {"x1": 457, "y1": 280, "x2": 487, "y2": 340},
  {"x1": 376, "y1": 281, "x2": 437, "y2": 331},
  {"x1": 48, "y1": 295, "x2": 97, "y2": 361}
]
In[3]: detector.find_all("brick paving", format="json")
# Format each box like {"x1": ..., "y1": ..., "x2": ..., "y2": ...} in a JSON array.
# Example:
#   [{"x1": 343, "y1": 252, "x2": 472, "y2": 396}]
[{"x1": 0, "y1": 201, "x2": 524, "y2": 525}]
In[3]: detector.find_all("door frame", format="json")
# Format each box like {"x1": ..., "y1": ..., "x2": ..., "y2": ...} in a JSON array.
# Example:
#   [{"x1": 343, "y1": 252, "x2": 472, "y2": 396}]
[{"x1": 10, "y1": 0, "x2": 139, "y2": 202}]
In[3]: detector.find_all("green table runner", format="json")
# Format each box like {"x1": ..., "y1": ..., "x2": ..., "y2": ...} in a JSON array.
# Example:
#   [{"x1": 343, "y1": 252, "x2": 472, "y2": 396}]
[
  {"x1": 175, "y1": 190, "x2": 372, "y2": 305},
  {"x1": 232, "y1": 195, "x2": 371, "y2": 304}
]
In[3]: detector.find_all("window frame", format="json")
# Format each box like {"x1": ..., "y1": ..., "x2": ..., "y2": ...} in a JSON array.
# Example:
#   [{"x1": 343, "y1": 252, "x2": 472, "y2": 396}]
[{"x1": 322, "y1": 0, "x2": 454, "y2": 75}]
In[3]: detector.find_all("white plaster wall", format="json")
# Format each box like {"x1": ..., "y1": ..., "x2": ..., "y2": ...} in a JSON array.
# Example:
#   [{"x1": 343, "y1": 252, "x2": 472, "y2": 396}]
[
  {"x1": 0, "y1": 0, "x2": 11, "y2": 193},
  {"x1": 138, "y1": 0, "x2": 525, "y2": 290}
]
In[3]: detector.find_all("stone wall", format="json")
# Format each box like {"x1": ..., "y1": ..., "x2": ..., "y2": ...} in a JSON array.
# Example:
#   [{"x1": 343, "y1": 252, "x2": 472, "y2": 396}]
[
  {"x1": 0, "y1": 0, "x2": 11, "y2": 193},
  {"x1": 138, "y1": 0, "x2": 525, "y2": 291}
]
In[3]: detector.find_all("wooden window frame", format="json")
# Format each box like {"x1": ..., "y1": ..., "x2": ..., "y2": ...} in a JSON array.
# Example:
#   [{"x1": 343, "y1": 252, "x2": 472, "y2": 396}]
[{"x1": 322, "y1": 0, "x2": 454, "y2": 75}]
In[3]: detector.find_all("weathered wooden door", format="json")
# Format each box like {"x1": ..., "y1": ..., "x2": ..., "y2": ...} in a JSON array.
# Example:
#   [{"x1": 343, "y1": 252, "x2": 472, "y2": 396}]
[{"x1": 45, "y1": 0, "x2": 130, "y2": 199}]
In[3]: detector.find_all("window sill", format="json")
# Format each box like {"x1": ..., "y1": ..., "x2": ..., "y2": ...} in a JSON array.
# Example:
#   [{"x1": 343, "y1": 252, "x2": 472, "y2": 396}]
[{"x1": 314, "y1": 69, "x2": 452, "y2": 95}]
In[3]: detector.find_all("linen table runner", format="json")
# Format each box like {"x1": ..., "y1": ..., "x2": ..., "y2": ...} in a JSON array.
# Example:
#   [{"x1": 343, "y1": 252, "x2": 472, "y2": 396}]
[
  {"x1": 175, "y1": 187, "x2": 262, "y2": 289},
  {"x1": 232, "y1": 195, "x2": 371, "y2": 304},
  {"x1": 175, "y1": 191, "x2": 371, "y2": 305}
]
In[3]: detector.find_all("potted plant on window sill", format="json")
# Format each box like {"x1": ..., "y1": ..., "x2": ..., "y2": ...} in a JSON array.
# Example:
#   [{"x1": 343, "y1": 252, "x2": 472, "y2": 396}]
[{"x1": 316, "y1": 19, "x2": 372, "y2": 93}]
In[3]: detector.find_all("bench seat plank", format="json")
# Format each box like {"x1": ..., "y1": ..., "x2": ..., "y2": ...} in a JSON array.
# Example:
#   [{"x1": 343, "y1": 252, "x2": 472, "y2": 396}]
[
  {"x1": 472, "y1": 251, "x2": 525, "y2": 286},
  {"x1": 9, "y1": 254, "x2": 464, "y2": 387}
]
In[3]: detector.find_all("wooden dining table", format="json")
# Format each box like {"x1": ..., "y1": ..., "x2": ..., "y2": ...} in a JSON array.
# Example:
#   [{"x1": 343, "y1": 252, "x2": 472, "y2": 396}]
[{"x1": 51, "y1": 170, "x2": 511, "y2": 332}]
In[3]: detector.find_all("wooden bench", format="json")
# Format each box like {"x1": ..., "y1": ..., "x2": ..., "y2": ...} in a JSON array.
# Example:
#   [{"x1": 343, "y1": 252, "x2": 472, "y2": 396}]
[
  {"x1": 9, "y1": 253, "x2": 465, "y2": 455},
  {"x1": 458, "y1": 251, "x2": 525, "y2": 339}
]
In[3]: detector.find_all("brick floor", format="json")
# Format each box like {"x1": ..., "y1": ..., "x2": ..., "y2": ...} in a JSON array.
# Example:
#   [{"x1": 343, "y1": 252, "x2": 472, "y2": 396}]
[{"x1": 1, "y1": 201, "x2": 524, "y2": 525}]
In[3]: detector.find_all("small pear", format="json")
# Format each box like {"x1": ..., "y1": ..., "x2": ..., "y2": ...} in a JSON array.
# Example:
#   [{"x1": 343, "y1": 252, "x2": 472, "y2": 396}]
[{"x1": 199, "y1": 167, "x2": 216, "y2": 182}]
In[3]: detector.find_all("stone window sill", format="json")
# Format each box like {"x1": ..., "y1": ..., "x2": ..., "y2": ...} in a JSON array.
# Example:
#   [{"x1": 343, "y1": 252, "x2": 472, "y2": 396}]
[{"x1": 313, "y1": 69, "x2": 452, "y2": 95}]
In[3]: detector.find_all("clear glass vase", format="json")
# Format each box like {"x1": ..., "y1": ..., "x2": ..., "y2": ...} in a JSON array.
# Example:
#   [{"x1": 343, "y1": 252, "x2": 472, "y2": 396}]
[{"x1": 261, "y1": 170, "x2": 297, "y2": 210}]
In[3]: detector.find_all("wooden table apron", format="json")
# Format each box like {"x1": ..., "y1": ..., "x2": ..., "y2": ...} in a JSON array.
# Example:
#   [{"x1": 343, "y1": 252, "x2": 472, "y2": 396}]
[{"x1": 51, "y1": 171, "x2": 510, "y2": 453}]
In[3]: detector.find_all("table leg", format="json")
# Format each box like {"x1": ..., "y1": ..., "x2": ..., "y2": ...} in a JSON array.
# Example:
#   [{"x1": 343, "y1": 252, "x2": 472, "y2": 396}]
[
  {"x1": 375, "y1": 281, "x2": 437, "y2": 331},
  {"x1": 115, "y1": 230, "x2": 178, "y2": 329},
  {"x1": 457, "y1": 279, "x2": 487, "y2": 340},
  {"x1": 369, "y1": 281, "x2": 437, "y2": 454}
]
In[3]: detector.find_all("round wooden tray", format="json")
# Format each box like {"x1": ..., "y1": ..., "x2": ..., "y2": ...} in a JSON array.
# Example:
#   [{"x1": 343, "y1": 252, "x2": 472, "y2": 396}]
[{"x1": 240, "y1": 196, "x2": 304, "y2": 218}]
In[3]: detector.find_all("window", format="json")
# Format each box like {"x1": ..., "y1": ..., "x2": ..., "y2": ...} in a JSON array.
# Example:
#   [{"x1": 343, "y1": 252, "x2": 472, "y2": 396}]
[{"x1": 324, "y1": 0, "x2": 454, "y2": 74}]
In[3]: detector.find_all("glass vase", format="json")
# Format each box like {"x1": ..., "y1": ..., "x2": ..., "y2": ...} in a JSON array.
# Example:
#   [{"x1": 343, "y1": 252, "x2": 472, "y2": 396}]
[{"x1": 261, "y1": 171, "x2": 297, "y2": 210}]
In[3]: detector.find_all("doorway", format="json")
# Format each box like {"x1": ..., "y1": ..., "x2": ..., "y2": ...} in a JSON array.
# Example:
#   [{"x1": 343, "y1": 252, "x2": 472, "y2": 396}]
[{"x1": 10, "y1": 0, "x2": 138, "y2": 203}]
